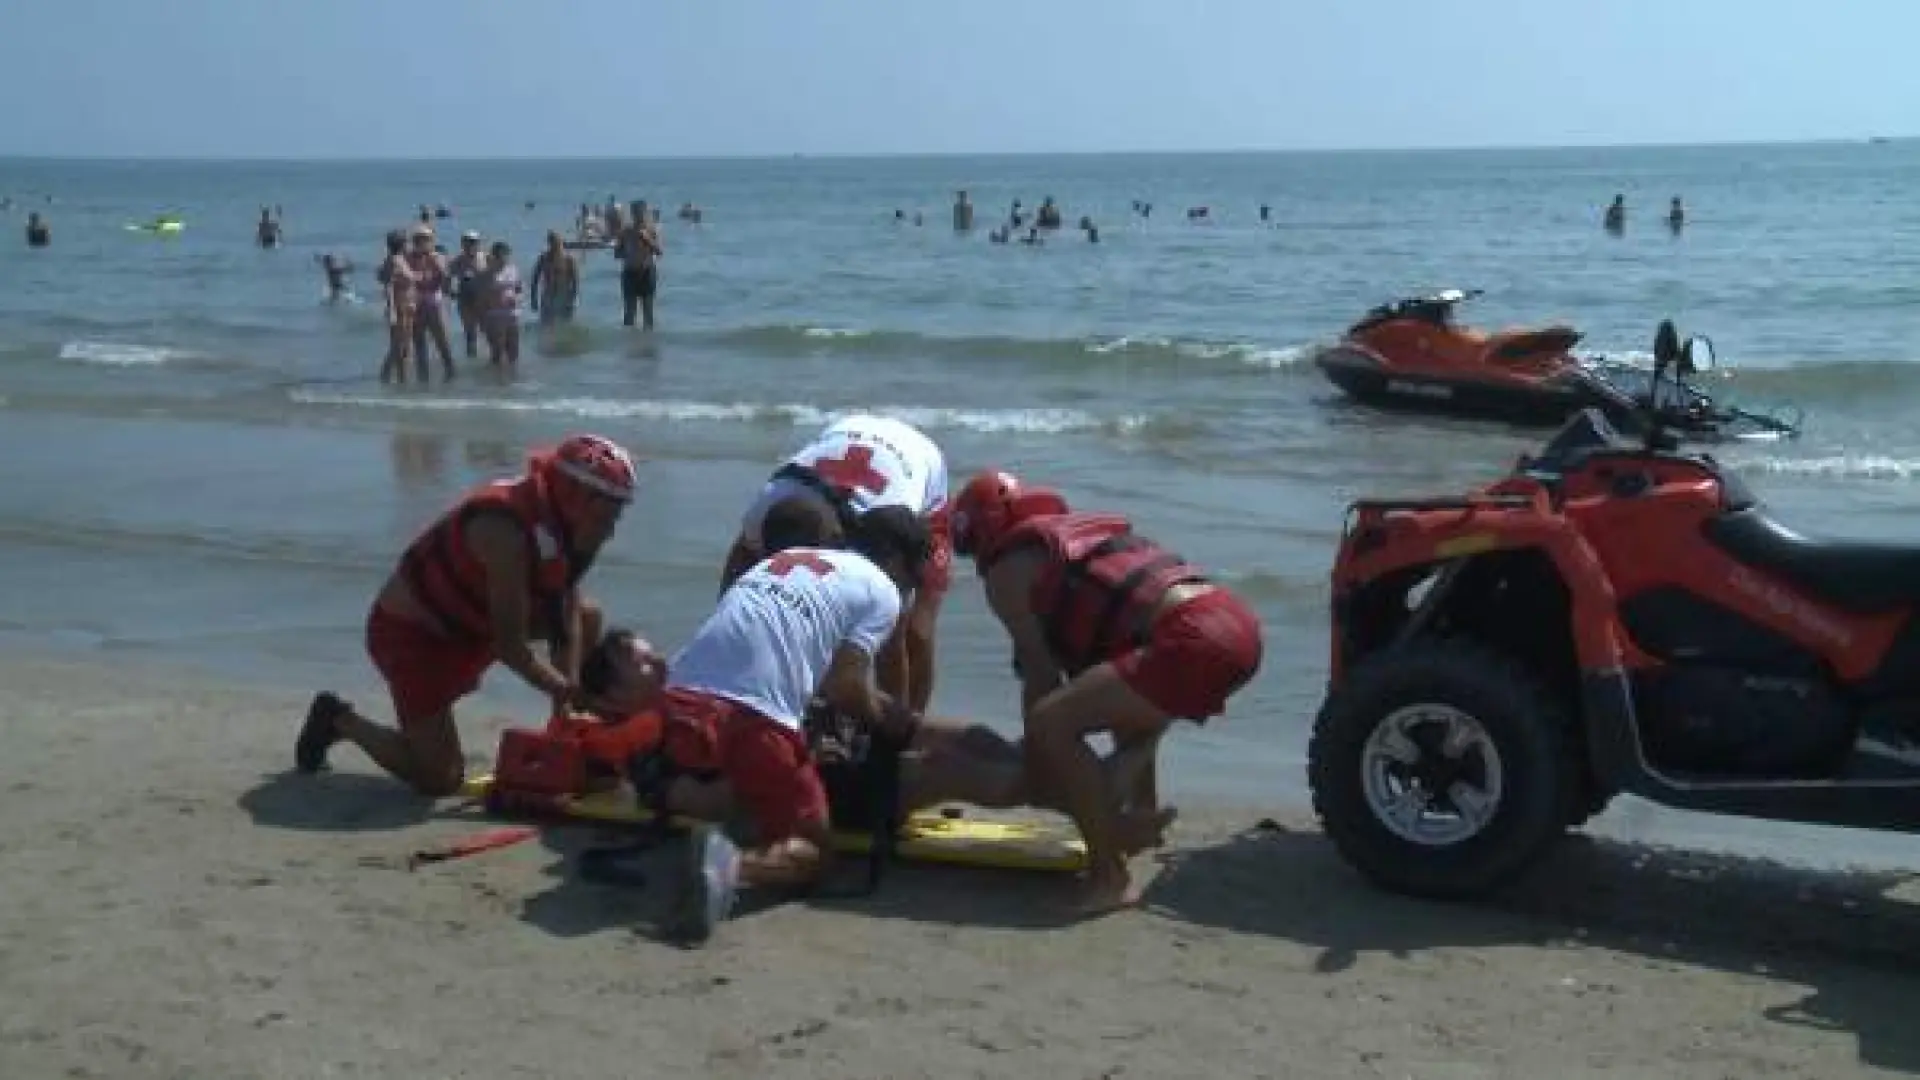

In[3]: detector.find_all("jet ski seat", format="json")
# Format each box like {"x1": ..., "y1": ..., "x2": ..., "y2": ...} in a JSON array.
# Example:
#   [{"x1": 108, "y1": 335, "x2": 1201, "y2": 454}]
[{"x1": 1486, "y1": 326, "x2": 1582, "y2": 363}]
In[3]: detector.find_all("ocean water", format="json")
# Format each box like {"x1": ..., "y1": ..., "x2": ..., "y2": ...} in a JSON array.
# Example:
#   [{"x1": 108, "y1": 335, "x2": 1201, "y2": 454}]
[{"x1": 4, "y1": 143, "x2": 1920, "y2": 858}]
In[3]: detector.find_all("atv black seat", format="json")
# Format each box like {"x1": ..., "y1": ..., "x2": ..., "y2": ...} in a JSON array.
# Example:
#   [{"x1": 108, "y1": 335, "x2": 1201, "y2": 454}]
[{"x1": 1705, "y1": 508, "x2": 1920, "y2": 613}]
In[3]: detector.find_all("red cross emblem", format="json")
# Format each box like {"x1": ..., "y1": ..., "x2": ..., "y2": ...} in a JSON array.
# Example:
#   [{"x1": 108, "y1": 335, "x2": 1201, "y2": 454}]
[
  {"x1": 767, "y1": 551, "x2": 837, "y2": 578},
  {"x1": 810, "y1": 445, "x2": 890, "y2": 495}
]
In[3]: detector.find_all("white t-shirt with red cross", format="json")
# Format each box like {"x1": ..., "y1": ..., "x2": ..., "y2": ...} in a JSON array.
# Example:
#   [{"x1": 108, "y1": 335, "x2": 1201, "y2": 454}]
[
  {"x1": 666, "y1": 547, "x2": 903, "y2": 730},
  {"x1": 737, "y1": 414, "x2": 948, "y2": 547}
]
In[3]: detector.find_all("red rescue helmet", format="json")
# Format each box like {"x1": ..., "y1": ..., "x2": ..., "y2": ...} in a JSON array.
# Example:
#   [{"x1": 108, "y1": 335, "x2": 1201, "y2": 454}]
[
  {"x1": 949, "y1": 469, "x2": 1068, "y2": 559},
  {"x1": 533, "y1": 433, "x2": 638, "y2": 521}
]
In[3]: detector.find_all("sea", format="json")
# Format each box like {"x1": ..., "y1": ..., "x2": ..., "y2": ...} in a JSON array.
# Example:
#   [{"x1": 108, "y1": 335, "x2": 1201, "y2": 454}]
[{"x1": 4, "y1": 142, "x2": 1920, "y2": 866}]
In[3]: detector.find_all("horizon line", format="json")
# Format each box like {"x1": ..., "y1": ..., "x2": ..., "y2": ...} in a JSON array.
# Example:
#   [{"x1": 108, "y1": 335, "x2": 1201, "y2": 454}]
[{"x1": 0, "y1": 134, "x2": 1904, "y2": 165}]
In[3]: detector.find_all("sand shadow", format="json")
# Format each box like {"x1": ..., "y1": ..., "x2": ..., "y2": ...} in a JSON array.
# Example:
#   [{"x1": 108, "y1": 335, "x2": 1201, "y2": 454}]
[
  {"x1": 1143, "y1": 821, "x2": 1920, "y2": 1074},
  {"x1": 236, "y1": 770, "x2": 443, "y2": 833},
  {"x1": 514, "y1": 826, "x2": 799, "y2": 945},
  {"x1": 805, "y1": 860, "x2": 1085, "y2": 932},
  {"x1": 516, "y1": 828, "x2": 671, "y2": 939}
]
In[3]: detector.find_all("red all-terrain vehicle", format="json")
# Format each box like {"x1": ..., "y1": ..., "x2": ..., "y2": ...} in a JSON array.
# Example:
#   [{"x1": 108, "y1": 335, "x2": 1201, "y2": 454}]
[{"x1": 1310, "y1": 320, "x2": 1920, "y2": 899}]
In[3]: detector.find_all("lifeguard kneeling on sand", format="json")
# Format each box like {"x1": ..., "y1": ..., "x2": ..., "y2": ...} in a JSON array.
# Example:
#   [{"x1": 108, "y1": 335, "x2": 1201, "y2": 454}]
[
  {"x1": 649, "y1": 503, "x2": 935, "y2": 939},
  {"x1": 948, "y1": 469, "x2": 1267, "y2": 914},
  {"x1": 294, "y1": 433, "x2": 639, "y2": 796}
]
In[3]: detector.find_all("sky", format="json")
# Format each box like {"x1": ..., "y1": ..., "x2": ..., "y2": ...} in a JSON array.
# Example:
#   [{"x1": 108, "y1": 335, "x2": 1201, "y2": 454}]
[{"x1": 2, "y1": 0, "x2": 1917, "y2": 159}]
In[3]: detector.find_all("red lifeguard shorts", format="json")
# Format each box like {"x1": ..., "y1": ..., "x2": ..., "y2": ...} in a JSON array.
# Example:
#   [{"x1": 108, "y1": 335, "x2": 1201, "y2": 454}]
[
  {"x1": 1112, "y1": 589, "x2": 1264, "y2": 721},
  {"x1": 659, "y1": 688, "x2": 828, "y2": 843},
  {"x1": 365, "y1": 606, "x2": 493, "y2": 726}
]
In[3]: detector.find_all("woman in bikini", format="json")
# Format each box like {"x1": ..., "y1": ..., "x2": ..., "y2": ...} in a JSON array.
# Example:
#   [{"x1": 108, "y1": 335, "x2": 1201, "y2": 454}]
[
  {"x1": 403, "y1": 225, "x2": 457, "y2": 382},
  {"x1": 376, "y1": 230, "x2": 418, "y2": 384},
  {"x1": 480, "y1": 241, "x2": 524, "y2": 370}
]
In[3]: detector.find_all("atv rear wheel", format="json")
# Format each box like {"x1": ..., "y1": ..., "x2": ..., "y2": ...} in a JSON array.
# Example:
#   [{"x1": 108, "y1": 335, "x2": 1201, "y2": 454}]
[{"x1": 1309, "y1": 640, "x2": 1578, "y2": 900}]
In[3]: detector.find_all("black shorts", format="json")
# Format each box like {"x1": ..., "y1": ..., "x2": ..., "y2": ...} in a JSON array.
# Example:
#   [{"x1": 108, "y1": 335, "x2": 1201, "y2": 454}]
[{"x1": 620, "y1": 264, "x2": 658, "y2": 302}]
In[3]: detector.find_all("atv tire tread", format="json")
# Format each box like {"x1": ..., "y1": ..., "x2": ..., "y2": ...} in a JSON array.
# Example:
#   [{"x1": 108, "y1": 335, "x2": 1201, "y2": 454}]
[{"x1": 1308, "y1": 638, "x2": 1583, "y2": 899}]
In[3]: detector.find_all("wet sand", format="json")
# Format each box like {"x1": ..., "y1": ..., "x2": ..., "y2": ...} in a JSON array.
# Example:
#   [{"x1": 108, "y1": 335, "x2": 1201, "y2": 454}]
[{"x1": 2, "y1": 651, "x2": 1918, "y2": 1079}]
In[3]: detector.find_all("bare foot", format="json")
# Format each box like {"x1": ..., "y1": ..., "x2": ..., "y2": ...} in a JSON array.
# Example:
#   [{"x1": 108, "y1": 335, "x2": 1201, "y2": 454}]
[
  {"x1": 1071, "y1": 867, "x2": 1142, "y2": 917},
  {"x1": 1117, "y1": 807, "x2": 1178, "y2": 856}
]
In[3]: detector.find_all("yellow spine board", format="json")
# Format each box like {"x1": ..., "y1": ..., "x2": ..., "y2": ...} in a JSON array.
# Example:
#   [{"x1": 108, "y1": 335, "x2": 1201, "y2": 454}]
[{"x1": 459, "y1": 774, "x2": 1086, "y2": 873}]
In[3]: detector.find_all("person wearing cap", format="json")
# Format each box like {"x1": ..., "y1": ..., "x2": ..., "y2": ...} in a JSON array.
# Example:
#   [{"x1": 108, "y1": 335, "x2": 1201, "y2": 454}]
[
  {"x1": 446, "y1": 230, "x2": 492, "y2": 361},
  {"x1": 403, "y1": 223, "x2": 457, "y2": 381},
  {"x1": 295, "y1": 434, "x2": 640, "y2": 795}
]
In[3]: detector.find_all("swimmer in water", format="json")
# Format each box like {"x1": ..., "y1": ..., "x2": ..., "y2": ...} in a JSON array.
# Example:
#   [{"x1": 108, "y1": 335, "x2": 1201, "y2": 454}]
[
  {"x1": 529, "y1": 231, "x2": 580, "y2": 325},
  {"x1": 317, "y1": 253, "x2": 355, "y2": 302},
  {"x1": 404, "y1": 224, "x2": 457, "y2": 382},
  {"x1": 615, "y1": 202, "x2": 662, "y2": 330},
  {"x1": 25, "y1": 211, "x2": 50, "y2": 248},
  {"x1": 1604, "y1": 194, "x2": 1626, "y2": 232},
  {"x1": 479, "y1": 241, "x2": 523, "y2": 370},
  {"x1": 256, "y1": 206, "x2": 282, "y2": 248},
  {"x1": 376, "y1": 231, "x2": 417, "y2": 384},
  {"x1": 1667, "y1": 196, "x2": 1686, "y2": 233},
  {"x1": 447, "y1": 231, "x2": 491, "y2": 360}
]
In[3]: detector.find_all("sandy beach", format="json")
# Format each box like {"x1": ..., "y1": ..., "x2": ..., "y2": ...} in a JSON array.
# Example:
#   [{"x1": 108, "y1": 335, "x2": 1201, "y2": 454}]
[{"x1": 0, "y1": 650, "x2": 1917, "y2": 1080}]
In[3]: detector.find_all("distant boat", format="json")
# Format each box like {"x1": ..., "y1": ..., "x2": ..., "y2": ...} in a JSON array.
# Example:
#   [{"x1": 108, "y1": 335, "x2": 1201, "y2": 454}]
[{"x1": 1869, "y1": 136, "x2": 1892, "y2": 145}]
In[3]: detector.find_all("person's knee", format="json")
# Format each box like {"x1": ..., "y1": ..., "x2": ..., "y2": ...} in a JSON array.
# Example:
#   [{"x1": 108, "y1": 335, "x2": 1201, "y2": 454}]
[
  {"x1": 400, "y1": 716, "x2": 467, "y2": 796},
  {"x1": 1023, "y1": 707, "x2": 1076, "y2": 758},
  {"x1": 409, "y1": 758, "x2": 466, "y2": 798}
]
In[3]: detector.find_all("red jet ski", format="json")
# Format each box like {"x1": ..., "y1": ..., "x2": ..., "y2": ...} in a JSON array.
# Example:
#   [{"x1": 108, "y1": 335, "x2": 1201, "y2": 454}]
[
  {"x1": 1309, "y1": 288, "x2": 1608, "y2": 425},
  {"x1": 1308, "y1": 288, "x2": 1800, "y2": 440}
]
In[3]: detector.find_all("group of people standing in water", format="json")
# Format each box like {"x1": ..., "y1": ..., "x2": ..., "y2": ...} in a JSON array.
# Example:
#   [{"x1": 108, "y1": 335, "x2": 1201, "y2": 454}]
[
  {"x1": 367, "y1": 221, "x2": 605, "y2": 383},
  {"x1": 361, "y1": 197, "x2": 663, "y2": 384}
]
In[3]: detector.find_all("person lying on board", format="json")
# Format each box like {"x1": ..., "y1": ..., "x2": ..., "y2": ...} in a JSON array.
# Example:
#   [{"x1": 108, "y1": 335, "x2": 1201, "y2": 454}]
[
  {"x1": 948, "y1": 469, "x2": 1267, "y2": 914},
  {"x1": 547, "y1": 627, "x2": 671, "y2": 793},
  {"x1": 566, "y1": 618, "x2": 1045, "y2": 821}
]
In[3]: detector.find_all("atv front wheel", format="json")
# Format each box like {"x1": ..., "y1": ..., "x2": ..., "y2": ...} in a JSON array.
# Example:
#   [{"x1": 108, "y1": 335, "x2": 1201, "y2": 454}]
[{"x1": 1308, "y1": 640, "x2": 1578, "y2": 899}]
